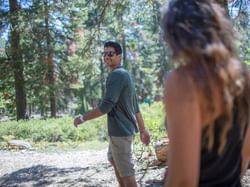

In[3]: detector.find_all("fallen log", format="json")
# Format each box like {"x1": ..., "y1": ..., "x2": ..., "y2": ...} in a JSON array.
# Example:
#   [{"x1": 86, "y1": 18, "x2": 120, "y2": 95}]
[{"x1": 154, "y1": 137, "x2": 169, "y2": 162}]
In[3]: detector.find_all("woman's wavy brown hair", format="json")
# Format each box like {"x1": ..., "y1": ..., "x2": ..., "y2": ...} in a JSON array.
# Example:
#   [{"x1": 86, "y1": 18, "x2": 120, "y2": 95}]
[{"x1": 162, "y1": 0, "x2": 250, "y2": 153}]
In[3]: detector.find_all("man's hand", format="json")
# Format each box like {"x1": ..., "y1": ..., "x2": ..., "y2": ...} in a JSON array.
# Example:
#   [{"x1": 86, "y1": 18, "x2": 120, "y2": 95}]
[
  {"x1": 140, "y1": 129, "x2": 150, "y2": 145},
  {"x1": 73, "y1": 115, "x2": 85, "y2": 127}
]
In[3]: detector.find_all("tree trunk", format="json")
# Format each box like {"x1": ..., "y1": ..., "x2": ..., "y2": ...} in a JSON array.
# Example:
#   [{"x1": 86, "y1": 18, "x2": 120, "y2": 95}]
[
  {"x1": 44, "y1": 0, "x2": 56, "y2": 117},
  {"x1": 9, "y1": 0, "x2": 27, "y2": 120},
  {"x1": 122, "y1": 34, "x2": 128, "y2": 69},
  {"x1": 100, "y1": 57, "x2": 105, "y2": 98}
]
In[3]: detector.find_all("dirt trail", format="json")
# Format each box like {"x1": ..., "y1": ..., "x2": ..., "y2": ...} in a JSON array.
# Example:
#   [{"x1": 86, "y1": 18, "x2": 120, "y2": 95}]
[
  {"x1": 0, "y1": 149, "x2": 249, "y2": 187},
  {"x1": 0, "y1": 149, "x2": 164, "y2": 187}
]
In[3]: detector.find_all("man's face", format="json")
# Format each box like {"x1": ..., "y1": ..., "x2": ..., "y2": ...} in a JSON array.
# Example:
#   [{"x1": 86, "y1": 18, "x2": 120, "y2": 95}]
[{"x1": 103, "y1": 47, "x2": 121, "y2": 69}]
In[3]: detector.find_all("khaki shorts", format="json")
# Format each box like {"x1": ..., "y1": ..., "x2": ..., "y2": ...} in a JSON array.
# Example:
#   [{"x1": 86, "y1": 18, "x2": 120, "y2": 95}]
[{"x1": 107, "y1": 136, "x2": 135, "y2": 177}]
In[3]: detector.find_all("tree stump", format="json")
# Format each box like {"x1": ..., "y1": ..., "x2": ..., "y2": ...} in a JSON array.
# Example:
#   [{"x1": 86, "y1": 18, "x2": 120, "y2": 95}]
[{"x1": 154, "y1": 137, "x2": 169, "y2": 162}]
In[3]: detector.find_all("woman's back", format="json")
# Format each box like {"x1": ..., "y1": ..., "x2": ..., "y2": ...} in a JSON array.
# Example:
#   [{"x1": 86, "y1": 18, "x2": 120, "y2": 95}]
[{"x1": 164, "y1": 66, "x2": 249, "y2": 187}]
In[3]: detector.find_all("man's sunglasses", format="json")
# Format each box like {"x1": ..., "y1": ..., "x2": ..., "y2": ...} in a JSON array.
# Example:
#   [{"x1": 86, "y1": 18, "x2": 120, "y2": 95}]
[{"x1": 102, "y1": 51, "x2": 116, "y2": 57}]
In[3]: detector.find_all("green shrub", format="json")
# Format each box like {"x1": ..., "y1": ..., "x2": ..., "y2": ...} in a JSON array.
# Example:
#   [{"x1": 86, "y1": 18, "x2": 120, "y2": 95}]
[
  {"x1": 0, "y1": 116, "x2": 109, "y2": 142},
  {"x1": 0, "y1": 102, "x2": 166, "y2": 146},
  {"x1": 134, "y1": 102, "x2": 166, "y2": 145}
]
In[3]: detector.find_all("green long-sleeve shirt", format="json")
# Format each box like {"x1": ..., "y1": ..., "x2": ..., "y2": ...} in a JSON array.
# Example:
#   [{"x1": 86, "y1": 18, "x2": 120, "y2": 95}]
[{"x1": 99, "y1": 66, "x2": 139, "y2": 136}]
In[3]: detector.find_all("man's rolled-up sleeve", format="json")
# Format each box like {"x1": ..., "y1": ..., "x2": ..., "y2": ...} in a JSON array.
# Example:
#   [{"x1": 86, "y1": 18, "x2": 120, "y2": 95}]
[{"x1": 99, "y1": 72, "x2": 125, "y2": 114}]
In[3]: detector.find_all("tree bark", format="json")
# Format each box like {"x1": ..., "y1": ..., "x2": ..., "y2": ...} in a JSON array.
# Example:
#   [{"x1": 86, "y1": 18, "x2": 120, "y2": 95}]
[
  {"x1": 9, "y1": 0, "x2": 27, "y2": 120},
  {"x1": 44, "y1": 0, "x2": 56, "y2": 117},
  {"x1": 122, "y1": 33, "x2": 128, "y2": 69},
  {"x1": 100, "y1": 57, "x2": 105, "y2": 98}
]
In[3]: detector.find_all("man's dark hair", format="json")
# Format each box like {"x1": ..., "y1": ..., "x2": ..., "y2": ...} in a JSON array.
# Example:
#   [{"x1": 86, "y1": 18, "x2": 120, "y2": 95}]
[{"x1": 104, "y1": 41, "x2": 122, "y2": 55}]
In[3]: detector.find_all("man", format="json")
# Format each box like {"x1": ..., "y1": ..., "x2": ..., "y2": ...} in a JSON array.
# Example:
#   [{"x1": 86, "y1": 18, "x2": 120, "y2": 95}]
[{"x1": 73, "y1": 41, "x2": 150, "y2": 187}]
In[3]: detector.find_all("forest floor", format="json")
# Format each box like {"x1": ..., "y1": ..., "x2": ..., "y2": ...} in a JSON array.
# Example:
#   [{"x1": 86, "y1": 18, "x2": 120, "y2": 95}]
[{"x1": 0, "y1": 148, "x2": 250, "y2": 187}]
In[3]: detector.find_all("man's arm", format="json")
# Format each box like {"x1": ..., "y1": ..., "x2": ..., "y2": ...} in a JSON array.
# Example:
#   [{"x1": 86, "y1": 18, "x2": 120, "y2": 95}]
[
  {"x1": 74, "y1": 72, "x2": 124, "y2": 127},
  {"x1": 136, "y1": 112, "x2": 150, "y2": 145},
  {"x1": 74, "y1": 108, "x2": 104, "y2": 127}
]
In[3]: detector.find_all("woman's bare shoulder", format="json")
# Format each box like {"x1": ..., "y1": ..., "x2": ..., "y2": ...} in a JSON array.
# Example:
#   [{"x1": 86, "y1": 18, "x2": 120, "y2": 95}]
[{"x1": 164, "y1": 68, "x2": 197, "y2": 100}]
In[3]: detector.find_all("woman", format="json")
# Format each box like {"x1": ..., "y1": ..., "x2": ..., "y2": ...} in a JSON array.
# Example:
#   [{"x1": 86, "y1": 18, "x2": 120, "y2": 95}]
[{"x1": 162, "y1": 0, "x2": 250, "y2": 186}]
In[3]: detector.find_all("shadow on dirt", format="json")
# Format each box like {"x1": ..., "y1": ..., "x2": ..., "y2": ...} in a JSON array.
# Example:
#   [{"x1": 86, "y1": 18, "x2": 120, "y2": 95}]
[{"x1": 0, "y1": 164, "x2": 111, "y2": 187}]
